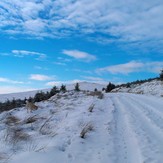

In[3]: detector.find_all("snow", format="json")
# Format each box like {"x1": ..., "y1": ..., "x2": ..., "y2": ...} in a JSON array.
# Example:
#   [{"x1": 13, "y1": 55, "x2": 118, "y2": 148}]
[
  {"x1": 0, "y1": 82, "x2": 105, "y2": 102},
  {"x1": 112, "y1": 80, "x2": 163, "y2": 97},
  {"x1": 0, "y1": 89, "x2": 163, "y2": 163},
  {"x1": 0, "y1": 89, "x2": 49, "y2": 103}
]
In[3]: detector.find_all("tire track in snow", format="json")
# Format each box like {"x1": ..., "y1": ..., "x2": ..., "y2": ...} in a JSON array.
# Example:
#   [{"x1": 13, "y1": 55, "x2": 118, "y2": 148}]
[
  {"x1": 91, "y1": 96, "x2": 116, "y2": 163},
  {"x1": 110, "y1": 95, "x2": 143, "y2": 163},
  {"x1": 119, "y1": 94, "x2": 163, "y2": 163},
  {"x1": 131, "y1": 94, "x2": 163, "y2": 116},
  {"x1": 128, "y1": 95, "x2": 163, "y2": 131}
]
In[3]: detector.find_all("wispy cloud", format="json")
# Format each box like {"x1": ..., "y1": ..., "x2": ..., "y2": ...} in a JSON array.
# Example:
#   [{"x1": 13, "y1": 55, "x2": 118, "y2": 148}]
[
  {"x1": 97, "y1": 61, "x2": 163, "y2": 74},
  {"x1": 53, "y1": 57, "x2": 72, "y2": 66},
  {"x1": 46, "y1": 79, "x2": 83, "y2": 86},
  {"x1": 0, "y1": 0, "x2": 162, "y2": 51},
  {"x1": 0, "y1": 77, "x2": 24, "y2": 84},
  {"x1": 72, "y1": 69, "x2": 92, "y2": 74},
  {"x1": 12, "y1": 50, "x2": 46, "y2": 60},
  {"x1": 62, "y1": 50, "x2": 96, "y2": 62},
  {"x1": 34, "y1": 66, "x2": 49, "y2": 70},
  {"x1": 29, "y1": 74, "x2": 54, "y2": 81},
  {"x1": 57, "y1": 57, "x2": 71, "y2": 62},
  {"x1": 53, "y1": 62, "x2": 66, "y2": 66},
  {"x1": 81, "y1": 76, "x2": 108, "y2": 84}
]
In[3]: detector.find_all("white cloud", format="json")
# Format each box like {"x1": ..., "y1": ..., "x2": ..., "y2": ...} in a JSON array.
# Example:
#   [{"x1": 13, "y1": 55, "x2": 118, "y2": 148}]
[
  {"x1": 81, "y1": 76, "x2": 109, "y2": 84},
  {"x1": 97, "y1": 61, "x2": 163, "y2": 74},
  {"x1": 29, "y1": 74, "x2": 54, "y2": 81},
  {"x1": 62, "y1": 50, "x2": 96, "y2": 62},
  {"x1": 34, "y1": 66, "x2": 49, "y2": 70},
  {"x1": 12, "y1": 50, "x2": 46, "y2": 60},
  {"x1": 0, "y1": 77, "x2": 24, "y2": 84},
  {"x1": 72, "y1": 69, "x2": 92, "y2": 74},
  {"x1": 53, "y1": 62, "x2": 66, "y2": 66},
  {"x1": 0, "y1": 0, "x2": 163, "y2": 51},
  {"x1": 97, "y1": 61, "x2": 144, "y2": 74},
  {"x1": 46, "y1": 79, "x2": 83, "y2": 86},
  {"x1": 57, "y1": 57, "x2": 72, "y2": 62},
  {"x1": 24, "y1": 19, "x2": 46, "y2": 32}
]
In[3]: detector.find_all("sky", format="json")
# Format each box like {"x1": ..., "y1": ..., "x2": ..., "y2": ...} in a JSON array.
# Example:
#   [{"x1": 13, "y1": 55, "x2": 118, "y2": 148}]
[{"x1": 0, "y1": 0, "x2": 163, "y2": 94}]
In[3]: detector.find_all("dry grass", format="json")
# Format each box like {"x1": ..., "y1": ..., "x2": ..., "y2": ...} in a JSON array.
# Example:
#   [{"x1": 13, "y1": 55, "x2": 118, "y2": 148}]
[
  {"x1": 136, "y1": 91, "x2": 143, "y2": 94},
  {"x1": 87, "y1": 91, "x2": 104, "y2": 99},
  {"x1": 4, "y1": 127, "x2": 30, "y2": 146},
  {"x1": 39, "y1": 116, "x2": 53, "y2": 135},
  {"x1": 5, "y1": 115, "x2": 20, "y2": 126},
  {"x1": 0, "y1": 153, "x2": 7, "y2": 161},
  {"x1": 80, "y1": 122, "x2": 94, "y2": 139},
  {"x1": 24, "y1": 141, "x2": 49, "y2": 152},
  {"x1": 88, "y1": 104, "x2": 95, "y2": 112},
  {"x1": 26, "y1": 102, "x2": 38, "y2": 113},
  {"x1": 98, "y1": 92, "x2": 104, "y2": 99},
  {"x1": 24, "y1": 115, "x2": 38, "y2": 124},
  {"x1": 0, "y1": 152, "x2": 12, "y2": 163},
  {"x1": 49, "y1": 109, "x2": 58, "y2": 115}
]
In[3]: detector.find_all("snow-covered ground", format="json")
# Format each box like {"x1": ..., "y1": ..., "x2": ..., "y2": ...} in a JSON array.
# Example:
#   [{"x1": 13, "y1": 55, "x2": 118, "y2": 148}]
[
  {"x1": 0, "y1": 91, "x2": 163, "y2": 163},
  {"x1": 0, "y1": 89, "x2": 49, "y2": 103},
  {"x1": 0, "y1": 82, "x2": 105, "y2": 102},
  {"x1": 112, "y1": 80, "x2": 163, "y2": 97}
]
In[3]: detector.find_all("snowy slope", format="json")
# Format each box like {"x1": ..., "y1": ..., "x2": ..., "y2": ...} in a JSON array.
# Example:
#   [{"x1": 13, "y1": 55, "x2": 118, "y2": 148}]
[
  {"x1": 66, "y1": 82, "x2": 105, "y2": 91},
  {"x1": 0, "y1": 91, "x2": 163, "y2": 163},
  {"x1": 0, "y1": 82, "x2": 105, "y2": 102},
  {"x1": 0, "y1": 89, "x2": 49, "y2": 103},
  {"x1": 112, "y1": 80, "x2": 163, "y2": 97}
]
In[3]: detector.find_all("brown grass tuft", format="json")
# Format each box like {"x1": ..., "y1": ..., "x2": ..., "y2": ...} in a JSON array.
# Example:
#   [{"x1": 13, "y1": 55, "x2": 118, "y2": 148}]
[
  {"x1": 5, "y1": 115, "x2": 20, "y2": 126},
  {"x1": 25, "y1": 115, "x2": 38, "y2": 124},
  {"x1": 88, "y1": 104, "x2": 95, "y2": 112},
  {"x1": 80, "y1": 122, "x2": 94, "y2": 139}
]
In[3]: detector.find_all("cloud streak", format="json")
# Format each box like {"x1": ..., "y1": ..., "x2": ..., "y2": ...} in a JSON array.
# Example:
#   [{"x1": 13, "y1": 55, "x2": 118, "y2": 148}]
[
  {"x1": 12, "y1": 50, "x2": 46, "y2": 60},
  {"x1": 62, "y1": 50, "x2": 96, "y2": 62},
  {"x1": 97, "y1": 61, "x2": 163, "y2": 74},
  {"x1": 46, "y1": 79, "x2": 84, "y2": 86},
  {"x1": 29, "y1": 74, "x2": 54, "y2": 81}
]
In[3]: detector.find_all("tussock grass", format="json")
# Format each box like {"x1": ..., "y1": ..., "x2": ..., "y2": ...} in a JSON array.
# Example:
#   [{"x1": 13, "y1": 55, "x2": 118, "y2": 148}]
[
  {"x1": 24, "y1": 115, "x2": 38, "y2": 124},
  {"x1": 80, "y1": 122, "x2": 94, "y2": 139},
  {"x1": 87, "y1": 91, "x2": 104, "y2": 99},
  {"x1": 4, "y1": 127, "x2": 30, "y2": 146},
  {"x1": 5, "y1": 115, "x2": 20, "y2": 126},
  {"x1": 39, "y1": 116, "x2": 54, "y2": 135},
  {"x1": 88, "y1": 104, "x2": 95, "y2": 112},
  {"x1": 0, "y1": 153, "x2": 7, "y2": 161},
  {"x1": 98, "y1": 92, "x2": 104, "y2": 99}
]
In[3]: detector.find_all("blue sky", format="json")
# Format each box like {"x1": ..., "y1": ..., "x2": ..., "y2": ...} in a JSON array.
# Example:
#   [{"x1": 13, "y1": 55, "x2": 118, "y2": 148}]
[{"x1": 0, "y1": 0, "x2": 163, "y2": 93}]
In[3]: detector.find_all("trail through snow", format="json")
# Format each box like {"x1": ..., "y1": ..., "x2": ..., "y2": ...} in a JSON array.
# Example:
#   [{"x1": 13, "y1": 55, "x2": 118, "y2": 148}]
[
  {"x1": 110, "y1": 93, "x2": 163, "y2": 163},
  {"x1": 0, "y1": 92, "x2": 163, "y2": 163}
]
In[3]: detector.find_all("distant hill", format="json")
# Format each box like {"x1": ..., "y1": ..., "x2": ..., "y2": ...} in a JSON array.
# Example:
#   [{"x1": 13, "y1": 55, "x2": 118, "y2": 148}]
[{"x1": 0, "y1": 82, "x2": 106, "y2": 102}]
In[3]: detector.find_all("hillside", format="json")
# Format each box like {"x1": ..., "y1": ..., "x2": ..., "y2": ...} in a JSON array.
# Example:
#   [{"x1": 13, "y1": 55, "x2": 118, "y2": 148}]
[
  {"x1": 112, "y1": 79, "x2": 163, "y2": 97},
  {"x1": 0, "y1": 82, "x2": 105, "y2": 102},
  {"x1": 0, "y1": 90, "x2": 163, "y2": 163}
]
